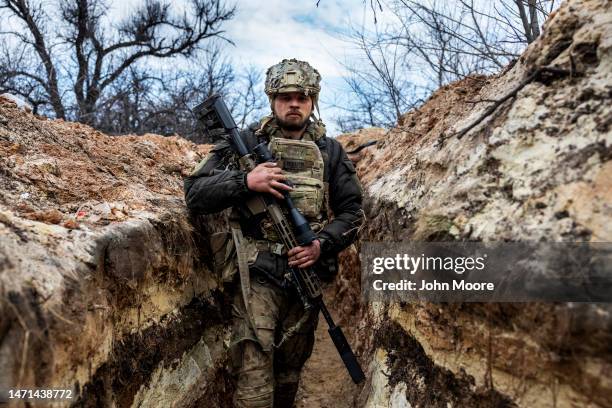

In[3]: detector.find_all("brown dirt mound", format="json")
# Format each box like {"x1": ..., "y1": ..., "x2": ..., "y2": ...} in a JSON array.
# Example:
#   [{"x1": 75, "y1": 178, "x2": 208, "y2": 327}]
[{"x1": 0, "y1": 96, "x2": 210, "y2": 228}]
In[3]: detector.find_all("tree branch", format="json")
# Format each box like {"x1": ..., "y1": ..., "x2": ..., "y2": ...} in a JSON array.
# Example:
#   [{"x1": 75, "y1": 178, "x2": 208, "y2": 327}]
[{"x1": 1, "y1": 0, "x2": 65, "y2": 118}]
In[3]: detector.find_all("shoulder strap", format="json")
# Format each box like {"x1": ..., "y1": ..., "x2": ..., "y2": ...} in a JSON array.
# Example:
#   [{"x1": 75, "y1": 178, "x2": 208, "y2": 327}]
[
  {"x1": 316, "y1": 136, "x2": 331, "y2": 183},
  {"x1": 229, "y1": 209, "x2": 257, "y2": 335},
  {"x1": 255, "y1": 115, "x2": 275, "y2": 135}
]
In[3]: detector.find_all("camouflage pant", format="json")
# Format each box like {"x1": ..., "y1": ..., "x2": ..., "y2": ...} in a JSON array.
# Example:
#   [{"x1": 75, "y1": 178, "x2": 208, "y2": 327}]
[{"x1": 229, "y1": 276, "x2": 318, "y2": 408}]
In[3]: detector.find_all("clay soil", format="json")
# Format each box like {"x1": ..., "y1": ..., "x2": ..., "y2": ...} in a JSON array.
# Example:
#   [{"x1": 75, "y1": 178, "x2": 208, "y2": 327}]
[{"x1": 0, "y1": 95, "x2": 210, "y2": 227}]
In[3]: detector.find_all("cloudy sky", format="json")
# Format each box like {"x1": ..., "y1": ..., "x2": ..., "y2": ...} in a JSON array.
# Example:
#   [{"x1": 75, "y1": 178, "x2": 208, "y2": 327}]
[
  {"x1": 223, "y1": 0, "x2": 379, "y2": 134},
  {"x1": 1, "y1": 0, "x2": 397, "y2": 135},
  {"x1": 111, "y1": 0, "x2": 397, "y2": 135},
  {"x1": 224, "y1": 0, "x2": 370, "y2": 74}
]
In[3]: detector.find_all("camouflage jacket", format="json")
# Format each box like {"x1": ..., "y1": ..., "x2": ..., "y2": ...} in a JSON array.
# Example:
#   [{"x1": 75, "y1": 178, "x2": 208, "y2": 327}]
[{"x1": 183, "y1": 119, "x2": 363, "y2": 259}]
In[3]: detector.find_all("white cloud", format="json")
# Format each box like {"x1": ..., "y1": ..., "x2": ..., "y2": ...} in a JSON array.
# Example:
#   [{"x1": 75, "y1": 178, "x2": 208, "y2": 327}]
[
  {"x1": 6, "y1": 0, "x2": 399, "y2": 135},
  {"x1": 226, "y1": 1, "x2": 349, "y2": 75},
  {"x1": 220, "y1": 0, "x2": 400, "y2": 134}
]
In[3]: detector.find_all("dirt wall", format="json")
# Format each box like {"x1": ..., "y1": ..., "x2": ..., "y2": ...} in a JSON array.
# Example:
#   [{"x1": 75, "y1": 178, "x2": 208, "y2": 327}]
[
  {"x1": 336, "y1": 0, "x2": 611, "y2": 406},
  {"x1": 0, "y1": 97, "x2": 231, "y2": 407}
]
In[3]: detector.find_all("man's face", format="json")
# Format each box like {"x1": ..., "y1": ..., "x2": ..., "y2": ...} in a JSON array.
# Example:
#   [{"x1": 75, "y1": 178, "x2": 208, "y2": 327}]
[{"x1": 273, "y1": 92, "x2": 313, "y2": 131}]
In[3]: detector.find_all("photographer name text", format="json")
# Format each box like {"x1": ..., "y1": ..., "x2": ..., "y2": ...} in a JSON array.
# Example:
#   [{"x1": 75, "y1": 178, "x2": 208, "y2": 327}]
[
  {"x1": 372, "y1": 279, "x2": 495, "y2": 291},
  {"x1": 369, "y1": 254, "x2": 494, "y2": 292}
]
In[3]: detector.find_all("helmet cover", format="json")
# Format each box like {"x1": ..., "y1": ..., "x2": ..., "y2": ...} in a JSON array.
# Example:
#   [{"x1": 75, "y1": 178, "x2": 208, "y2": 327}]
[{"x1": 265, "y1": 59, "x2": 321, "y2": 96}]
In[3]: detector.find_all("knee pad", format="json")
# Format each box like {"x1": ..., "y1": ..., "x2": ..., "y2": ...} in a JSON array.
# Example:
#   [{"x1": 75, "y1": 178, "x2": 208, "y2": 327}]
[
  {"x1": 233, "y1": 341, "x2": 274, "y2": 408},
  {"x1": 234, "y1": 381, "x2": 274, "y2": 408}
]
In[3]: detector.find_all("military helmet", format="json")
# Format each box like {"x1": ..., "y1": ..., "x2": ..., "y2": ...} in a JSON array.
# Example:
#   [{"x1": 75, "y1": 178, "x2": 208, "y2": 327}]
[
  {"x1": 265, "y1": 59, "x2": 321, "y2": 118},
  {"x1": 265, "y1": 59, "x2": 321, "y2": 96}
]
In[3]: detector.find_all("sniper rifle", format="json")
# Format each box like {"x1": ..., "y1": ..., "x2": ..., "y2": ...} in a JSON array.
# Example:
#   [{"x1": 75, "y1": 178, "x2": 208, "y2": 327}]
[{"x1": 193, "y1": 94, "x2": 365, "y2": 384}]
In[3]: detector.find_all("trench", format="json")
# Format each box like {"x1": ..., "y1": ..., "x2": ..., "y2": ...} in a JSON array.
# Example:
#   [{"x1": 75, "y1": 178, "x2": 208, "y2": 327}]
[
  {"x1": 295, "y1": 288, "x2": 363, "y2": 408},
  {"x1": 5, "y1": 207, "x2": 609, "y2": 408},
  {"x1": 0, "y1": 211, "x2": 235, "y2": 408},
  {"x1": 3, "y1": 0, "x2": 612, "y2": 401},
  {"x1": 0, "y1": 209, "x2": 457, "y2": 408}
]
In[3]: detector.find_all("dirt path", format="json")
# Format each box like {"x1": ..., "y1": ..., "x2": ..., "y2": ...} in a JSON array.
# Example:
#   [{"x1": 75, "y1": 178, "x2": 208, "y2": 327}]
[{"x1": 295, "y1": 306, "x2": 361, "y2": 408}]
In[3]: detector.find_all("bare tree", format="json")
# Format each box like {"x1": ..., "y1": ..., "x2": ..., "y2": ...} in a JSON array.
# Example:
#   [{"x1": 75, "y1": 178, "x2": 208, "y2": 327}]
[
  {"x1": 0, "y1": 0, "x2": 235, "y2": 124},
  {"x1": 514, "y1": 0, "x2": 542, "y2": 43},
  {"x1": 129, "y1": 44, "x2": 237, "y2": 138},
  {"x1": 90, "y1": 45, "x2": 267, "y2": 143},
  {"x1": 336, "y1": 0, "x2": 561, "y2": 131},
  {"x1": 228, "y1": 65, "x2": 267, "y2": 129},
  {"x1": 334, "y1": 24, "x2": 425, "y2": 132},
  {"x1": 391, "y1": 0, "x2": 561, "y2": 83}
]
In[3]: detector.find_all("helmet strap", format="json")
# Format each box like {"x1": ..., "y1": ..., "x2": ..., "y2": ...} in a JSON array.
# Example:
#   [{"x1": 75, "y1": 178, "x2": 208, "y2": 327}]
[{"x1": 313, "y1": 97, "x2": 321, "y2": 120}]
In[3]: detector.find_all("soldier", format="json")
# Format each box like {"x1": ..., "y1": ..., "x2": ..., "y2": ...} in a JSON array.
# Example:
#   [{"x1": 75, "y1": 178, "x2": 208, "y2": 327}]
[{"x1": 184, "y1": 59, "x2": 363, "y2": 407}]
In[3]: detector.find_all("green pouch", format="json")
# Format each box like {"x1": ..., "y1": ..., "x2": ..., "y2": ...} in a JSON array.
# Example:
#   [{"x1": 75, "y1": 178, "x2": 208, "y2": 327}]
[{"x1": 287, "y1": 174, "x2": 324, "y2": 218}]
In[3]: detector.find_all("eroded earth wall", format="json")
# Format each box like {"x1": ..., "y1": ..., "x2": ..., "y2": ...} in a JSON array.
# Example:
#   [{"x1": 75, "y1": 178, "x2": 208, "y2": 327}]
[
  {"x1": 0, "y1": 101, "x2": 232, "y2": 407},
  {"x1": 336, "y1": 0, "x2": 611, "y2": 406}
]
